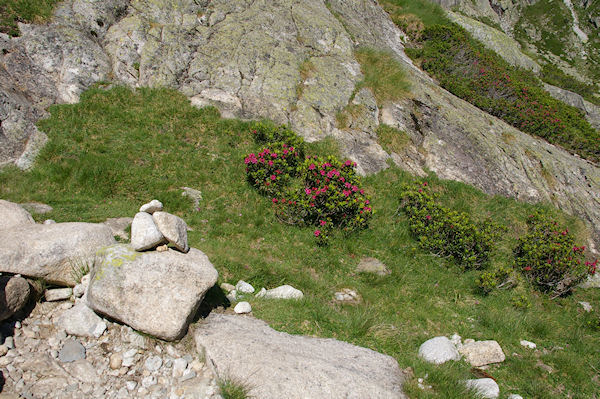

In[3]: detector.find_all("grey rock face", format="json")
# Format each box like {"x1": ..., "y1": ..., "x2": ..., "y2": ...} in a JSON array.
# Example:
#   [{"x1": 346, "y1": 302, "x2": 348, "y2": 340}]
[
  {"x1": 87, "y1": 244, "x2": 218, "y2": 340},
  {"x1": 543, "y1": 83, "x2": 600, "y2": 130},
  {"x1": 264, "y1": 285, "x2": 304, "y2": 300},
  {"x1": 152, "y1": 211, "x2": 189, "y2": 253},
  {"x1": 19, "y1": 202, "x2": 53, "y2": 214},
  {"x1": 195, "y1": 313, "x2": 407, "y2": 399},
  {"x1": 130, "y1": 212, "x2": 165, "y2": 251},
  {"x1": 139, "y1": 199, "x2": 163, "y2": 214},
  {"x1": 102, "y1": 217, "x2": 133, "y2": 240},
  {"x1": 0, "y1": 223, "x2": 116, "y2": 286},
  {"x1": 418, "y1": 336, "x2": 461, "y2": 364},
  {"x1": 0, "y1": 276, "x2": 31, "y2": 321},
  {"x1": 0, "y1": 200, "x2": 35, "y2": 230}
]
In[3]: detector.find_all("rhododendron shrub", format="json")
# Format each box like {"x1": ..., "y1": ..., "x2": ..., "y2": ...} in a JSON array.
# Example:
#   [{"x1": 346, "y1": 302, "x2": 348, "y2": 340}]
[
  {"x1": 514, "y1": 212, "x2": 596, "y2": 296},
  {"x1": 274, "y1": 156, "x2": 373, "y2": 241},
  {"x1": 244, "y1": 141, "x2": 301, "y2": 196},
  {"x1": 400, "y1": 181, "x2": 500, "y2": 269},
  {"x1": 244, "y1": 124, "x2": 372, "y2": 244}
]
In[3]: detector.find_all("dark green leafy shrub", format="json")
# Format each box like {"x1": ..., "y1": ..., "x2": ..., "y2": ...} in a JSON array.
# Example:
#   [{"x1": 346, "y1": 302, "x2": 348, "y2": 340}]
[
  {"x1": 413, "y1": 23, "x2": 599, "y2": 163},
  {"x1": 250, "y1": 121, "x2": 305, "y2": 158},
  {"x1": 244, "y1": 142, "x2": 301, "y2": 196},
  {"x1": 477, "y1": 265, "x2": 515, "y2": 293},
  {"x1": 514, "y1": 212, "x2": 594, "y2": 297},
  {"x1": 400, "y1": 181, "x2": 501, "y2": 269}
]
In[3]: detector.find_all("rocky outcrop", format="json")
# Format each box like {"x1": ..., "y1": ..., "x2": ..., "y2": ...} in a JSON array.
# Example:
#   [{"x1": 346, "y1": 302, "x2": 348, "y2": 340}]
[
  {"x1": 543, "y1": 83, "x2": 600, "y2": 130},
  {"x1": 0, "y1": 222, "x2": 116, "y2": 286},
  {"x1": 1, "y1": 0, "x2": 599, "y2": 248},
  {"x1": 87, "y1": 244, "x2": 218, "y2": 340},
  {"x1": 195, "y1": 313, "x2": 407, "y2": 398}
]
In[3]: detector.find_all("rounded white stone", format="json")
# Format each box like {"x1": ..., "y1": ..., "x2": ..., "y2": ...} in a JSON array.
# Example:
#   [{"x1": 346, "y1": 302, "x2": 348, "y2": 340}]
[{"x1": 234, "y1": 301, "x2": 252, "y2": 314}]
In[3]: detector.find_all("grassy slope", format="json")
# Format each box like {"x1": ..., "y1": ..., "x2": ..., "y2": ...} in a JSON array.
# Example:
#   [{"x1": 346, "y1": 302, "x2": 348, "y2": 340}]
[
  {"x1": 0, "y1": 0, "x2": 59, "y2": 36},
  {"x1": 1, "y1": 86, "x2": 598, "y2": 398}
]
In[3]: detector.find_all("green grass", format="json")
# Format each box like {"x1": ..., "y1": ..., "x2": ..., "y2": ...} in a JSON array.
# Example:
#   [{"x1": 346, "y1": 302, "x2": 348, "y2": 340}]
[
  {"x1": 379, "y1": 0, "x2": 451, "y2": 28},
  {"x1": 2, "y1": 86, "x2": 599, "y2": 398},
  {"x1": 0, "y1": 0, "x2": 60, "y2": 36},
  {"x1": 354, "y1": 47, "x2": 411, "y2": 106},
  {"x1": 218, "y1": 375, "x2": 252, "y2": 399}
]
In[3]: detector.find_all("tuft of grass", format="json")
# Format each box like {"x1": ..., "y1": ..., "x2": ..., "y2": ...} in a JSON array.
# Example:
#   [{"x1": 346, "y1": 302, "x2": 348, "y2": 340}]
[
  {"x1": 354, "y1": 47, "x2": 411, "y2": 106},
  {"x1": 0, "y1": 0, "x2": 60, "y2": 36},
  {"x1": 2, "y1": 87, "x2": 598, "y2": 398},
  {"x1": 218, "y1": 375, "x2": 252, "y2": 399},
  {"x1": 376, "y1": 124, "x2": 411, "y2": 154}
]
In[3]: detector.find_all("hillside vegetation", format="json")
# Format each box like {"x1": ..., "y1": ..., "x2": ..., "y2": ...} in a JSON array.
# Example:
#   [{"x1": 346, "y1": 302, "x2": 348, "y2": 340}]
[
  {"x1": 0, "y1": 0, "x2": 59, "y2": 36},
  {"x1": 380, "y1": 0, "x2": 600, "y2": 164},
  {"x1": 1, "y1": 86, "x2": 599, "y2": 398}
]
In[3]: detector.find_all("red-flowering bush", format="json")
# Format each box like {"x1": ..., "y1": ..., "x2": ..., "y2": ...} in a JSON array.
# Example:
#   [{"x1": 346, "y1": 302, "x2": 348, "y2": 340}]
[
  {"x1": 514, "y1": 212, "x2": 595, "y2": 297},
  {"x1": 274, "y1": 156, "x2": 373, "y2": 242},
  {"x1": 244, "y1": 141, "x2": 301, "y2": 196}
]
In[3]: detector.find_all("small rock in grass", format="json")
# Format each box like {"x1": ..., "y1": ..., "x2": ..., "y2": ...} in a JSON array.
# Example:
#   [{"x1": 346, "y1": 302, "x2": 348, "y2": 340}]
[
  {"x1": 255, "y1": 287, "x2": 266, "y2": 298},
  {"x1": 139, "y1": 200, "x2": 163, "y2": 214},
  {"x1": 181, "y1": 187, "x2": 203, "y2": 209},
  {"x1": 226, "y1": 289, "x2": 237, "y2": 303},
  {"x1": 465, "y1": 378, "x2": 499, "y2": 399},
  {"x1": 508, "y1": 395, "x2": 523, "y2": 399},
  {"x1": 579, "y1": 301, "x2": 593, "y2": 312},
  {"x1": 356, "y1": 257, "x2": 390, "y2": 276},
  {"x1": 45, "y1": 288, "x2": 73, "y2": 302},
  {"x1": 264, "y1": 285, "x2": 303, "y2": 300},
  {"x1": 234, "y1": 301, "x2": 252, "y2": 314},
  {"x1": 333, "y1": 288, "x2": 361, "y2": 303},
  {"x1": 520, "y1": 340, "x2": 536, "y2": 349},
  {"x1": 220, "y1": 282, "x2": 235, "y2": 293},
  {"x1": 44, "y1": 219, "x2": 56, "y2": 224},
  {"x1": 236, "y1": 280, "x2": 255, "y2": 294},
  {"x1": 459, "y1": 340, "x2": 505, "y2": 367},
  {"x1": 418, "y1": 337, "x2": 460, "y2": 364}
]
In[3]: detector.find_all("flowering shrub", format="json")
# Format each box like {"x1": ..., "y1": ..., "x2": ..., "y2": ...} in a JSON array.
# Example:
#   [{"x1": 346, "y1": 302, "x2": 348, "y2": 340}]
[
  {"x1": 514, "y1": 212, "x2": 595, "y2": 297},
  {"x1": 400, "y1": 181, "x2": 500, "y2": 269},
  {"x1": 411, "y1": 24, "x2": 599, "y2": 163},
  {"x1": 244, "y1": 141, "x2": 301, "y2": 196},
  {"x1": 273, "y1": 156, "x2": 373, "y2": 244},
  {"x1": 244, "y1": 124, "x2": 372, "y2": 244}
]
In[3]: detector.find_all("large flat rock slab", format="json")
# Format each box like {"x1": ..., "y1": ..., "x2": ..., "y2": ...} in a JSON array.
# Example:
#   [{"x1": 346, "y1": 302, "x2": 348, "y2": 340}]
[
  {"x1": 0, "y1": 222, "x2": 115, "y2": 286},
  {"x1": 194, "y1": 313, "x2": 407, "y2": 399},
  {"x1": 88, "y1": 244, "x2": 218, "y2": 341}
]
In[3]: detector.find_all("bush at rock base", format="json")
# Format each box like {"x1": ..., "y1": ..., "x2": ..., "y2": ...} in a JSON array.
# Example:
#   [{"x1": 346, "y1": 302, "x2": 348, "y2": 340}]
[
  {"x1": 249, "y1": 120, "x2": 305, "y2": 158},
  {"x1": 514, "y1": 212, "x2": 596, "y2": 297},
  {"x1": 399, "y1": 181, "x2": 501, "y2": 269}
]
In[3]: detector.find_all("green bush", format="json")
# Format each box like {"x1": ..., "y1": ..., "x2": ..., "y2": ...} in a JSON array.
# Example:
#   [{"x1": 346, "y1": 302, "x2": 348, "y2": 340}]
[
  {"x1": 250, "y1": 120, "x2": 305, "y2": 158},
  {"x1": 477, "y1": 265, "x2": 514, "y2": 293},
  {"x1": 400, "y1": 181, "x2": 501, "y2": 269},
  {"x1": 514, "y1": 212, "x2": 594, "y2": 297},
  {"x1": 412, "y1": 23, "x2": 599, "y2": 163}
]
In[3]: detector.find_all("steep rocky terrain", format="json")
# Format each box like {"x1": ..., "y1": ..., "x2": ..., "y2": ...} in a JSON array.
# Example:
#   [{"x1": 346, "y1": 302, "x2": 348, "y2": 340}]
[{"x1": 0, "y1": 0, "x2": 598, "y2": 250}]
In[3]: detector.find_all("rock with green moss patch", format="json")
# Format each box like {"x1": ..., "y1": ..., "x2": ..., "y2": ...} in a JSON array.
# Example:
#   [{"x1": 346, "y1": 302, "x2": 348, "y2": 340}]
[{"x1": 88, "y1": 244, "x2": 218, "y2": 340}]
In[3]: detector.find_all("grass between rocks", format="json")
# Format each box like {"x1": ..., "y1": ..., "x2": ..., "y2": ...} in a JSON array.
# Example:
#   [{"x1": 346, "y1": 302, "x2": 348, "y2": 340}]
[
  {"x1": 1, "y1": 87, "x2": 599, "y2": 398},
  {"x1": 0, "y1": 0, "x2": 59, "y2": 36}
]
